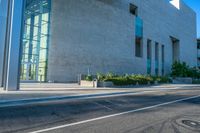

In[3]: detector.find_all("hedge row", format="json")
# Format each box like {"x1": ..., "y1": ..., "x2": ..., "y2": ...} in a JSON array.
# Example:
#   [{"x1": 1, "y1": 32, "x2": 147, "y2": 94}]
[{"x1": 92, "y1": 73, "x2": 171, "y2": 86}]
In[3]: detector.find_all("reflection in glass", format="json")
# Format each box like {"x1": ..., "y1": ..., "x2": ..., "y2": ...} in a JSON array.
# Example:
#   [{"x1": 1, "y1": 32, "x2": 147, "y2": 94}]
[{"x1": 20, "y1": 0, "x2": 51, "y2": 82}]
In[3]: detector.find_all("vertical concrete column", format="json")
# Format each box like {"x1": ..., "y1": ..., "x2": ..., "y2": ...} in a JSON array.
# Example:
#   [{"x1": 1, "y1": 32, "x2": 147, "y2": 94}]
[
  {"x1": 4, "y1": 0, "x2": 24, "y2": 91},
  {"x1": 143, "y1": 38, "x2": 147, "y2": 74},
  {"x1": 0, "y1": 0, "x2": 9, "y2": 87}
]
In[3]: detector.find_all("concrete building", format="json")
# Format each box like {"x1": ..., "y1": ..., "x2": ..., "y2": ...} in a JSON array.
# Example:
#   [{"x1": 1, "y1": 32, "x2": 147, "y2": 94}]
[{"x1": 0, "y1": 0, "x2": 197, "y2": 91}]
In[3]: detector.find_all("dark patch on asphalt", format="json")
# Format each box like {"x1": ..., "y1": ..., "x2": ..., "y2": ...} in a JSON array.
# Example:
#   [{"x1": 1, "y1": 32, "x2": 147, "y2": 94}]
[
  {"x1": 182, "y1": 120, "x2": 200, "y2": 129},
  {"x1": 174, "y1": 114, "x2": 200, "y2": 132}
]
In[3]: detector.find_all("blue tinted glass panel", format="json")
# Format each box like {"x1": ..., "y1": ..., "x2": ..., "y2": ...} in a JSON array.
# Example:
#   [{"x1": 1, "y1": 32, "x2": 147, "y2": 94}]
[
  {"x1": 135, "y1": 16, "x2": 143, "y2": 37},
  {"x1": 147, "y1": 59, "x2": 151, "y2": 74}
]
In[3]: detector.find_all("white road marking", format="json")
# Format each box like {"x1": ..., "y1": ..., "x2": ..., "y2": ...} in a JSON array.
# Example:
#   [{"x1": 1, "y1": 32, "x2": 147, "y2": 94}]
[
  {"x1": 93, "y1": 102, "x2": 113, "y2": 111},
  {"x1": 29, "y1": 95, "x2": 200, "y2": 133}
]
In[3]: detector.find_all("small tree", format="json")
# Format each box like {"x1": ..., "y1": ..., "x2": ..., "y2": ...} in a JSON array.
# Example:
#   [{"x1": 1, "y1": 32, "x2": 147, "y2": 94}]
[
  {"x1": 171, "y1": 61, "x2": 190, "y2": 77},
  {"x1": 171, "y1": 61, "x2": 200, "y2": 78}
]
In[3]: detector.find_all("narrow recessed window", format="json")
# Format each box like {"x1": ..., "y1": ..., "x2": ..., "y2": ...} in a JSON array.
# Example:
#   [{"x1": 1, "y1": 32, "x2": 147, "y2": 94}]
[
  {"x1": 135, "y1": 16, "x2": 143, "y2": 58},
  {"x1": 198, "y1": 39, "x2": 200, "y2": 68},
  {"x1": 130, "y1": 4, "x2": 138, "y2": 16},
  {"x1": 161, "y1": 45, "x2": 165, "y2": 76},
  {"x1": 155, "y1": 43, "x2": 159, "y2": 76},
  {"x1": 135, "y1": 37, "x2": 143, "y2": 57},
  {"x1": 197, "y1": 40, "x2": 200, "y2": 49},
  {"x1": 171, "y1": 36, "x2": 180, "y2": 62},
  {"x1": 147, "y1": 39, "x2": 152, "y2": 74}
]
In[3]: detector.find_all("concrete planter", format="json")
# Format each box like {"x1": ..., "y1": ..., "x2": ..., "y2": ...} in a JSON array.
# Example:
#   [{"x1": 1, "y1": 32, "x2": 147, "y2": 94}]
[
  {"x1": 172, "y1": 77, "x2": 193, "y2": 84},
  {"x1": 98, "y1": 81, "x2": 114, "y2": 87},
  {"x1": 80, "y1": 80, "x2": 98, "y2": 87}
]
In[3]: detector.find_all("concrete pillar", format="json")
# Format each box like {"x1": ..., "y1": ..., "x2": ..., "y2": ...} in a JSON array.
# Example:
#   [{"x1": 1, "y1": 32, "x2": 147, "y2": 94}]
[
  {"x1": 0, "y1": 0, "x2": 9, "y2": 87},
  {"x1": 4, "y1": 0, "x2": 24, "y2": 91},
  {"x1": 143, "y1": 38, "x2": 147, "y2": 74}
]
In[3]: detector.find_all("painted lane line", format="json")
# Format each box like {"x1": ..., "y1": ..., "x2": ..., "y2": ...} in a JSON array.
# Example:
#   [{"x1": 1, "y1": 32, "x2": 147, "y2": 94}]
[
  {"x1": 29, "y1": 95, "x2": 200, "y2": 133},
  {"x1": 93, "y1": 102, "x2": 113, "y2": 111}
]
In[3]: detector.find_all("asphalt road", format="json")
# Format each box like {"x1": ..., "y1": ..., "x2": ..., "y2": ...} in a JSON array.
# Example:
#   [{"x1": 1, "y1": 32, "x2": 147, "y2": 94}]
[{"x1": 0, "y1": 86, "x2": 200, "y2": 133}]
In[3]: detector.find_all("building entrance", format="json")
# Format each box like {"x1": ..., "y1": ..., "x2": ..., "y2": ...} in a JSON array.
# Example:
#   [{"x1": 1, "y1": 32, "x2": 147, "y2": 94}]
[
  {"x1": 20, "y1": 0, "x2": 51, "y2": 82},
  {"x1": 21, "y1": 62, "x2": 38, "y2": 81}
]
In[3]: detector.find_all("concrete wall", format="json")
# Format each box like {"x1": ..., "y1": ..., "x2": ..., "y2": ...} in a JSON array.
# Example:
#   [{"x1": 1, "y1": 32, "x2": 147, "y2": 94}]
[
  {"x1": 133, "y1": 0, "x2": 197, "y2": 74},
  {"x1": 47, "y1": 0, "x2": 197, "y2": 82}
]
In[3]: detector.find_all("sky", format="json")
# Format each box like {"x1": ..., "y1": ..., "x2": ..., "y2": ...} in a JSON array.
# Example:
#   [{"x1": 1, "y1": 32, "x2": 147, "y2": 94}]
[{"x1": 183, "y1": 0, "x2": 200, "y2": 38}]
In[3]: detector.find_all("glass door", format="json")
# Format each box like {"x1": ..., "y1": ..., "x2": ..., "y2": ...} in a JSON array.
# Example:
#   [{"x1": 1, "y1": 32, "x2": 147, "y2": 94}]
[
  {"x1": 21, "y1": 62, "x2": 38, "y2": 81},
  {"x1": 20, "y1": 0, "x2": 51, "y2": 82}
]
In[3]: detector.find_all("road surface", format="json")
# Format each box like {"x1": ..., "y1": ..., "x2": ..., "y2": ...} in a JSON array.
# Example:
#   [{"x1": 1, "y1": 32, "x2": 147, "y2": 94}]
[{"x1": 0, "y1": 86, "x2": 200, "y2": 133}]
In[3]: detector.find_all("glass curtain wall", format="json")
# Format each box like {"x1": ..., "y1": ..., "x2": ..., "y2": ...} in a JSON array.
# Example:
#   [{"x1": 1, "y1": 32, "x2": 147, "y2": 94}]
[{"x1": 20, "y1": 0, "x2": 51, "y2": 82}]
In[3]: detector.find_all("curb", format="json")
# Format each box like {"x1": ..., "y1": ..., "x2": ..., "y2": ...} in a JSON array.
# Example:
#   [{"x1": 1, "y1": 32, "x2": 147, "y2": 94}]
[{"x1": 0, "y1": 91, "x2": 146, "y2": 108}]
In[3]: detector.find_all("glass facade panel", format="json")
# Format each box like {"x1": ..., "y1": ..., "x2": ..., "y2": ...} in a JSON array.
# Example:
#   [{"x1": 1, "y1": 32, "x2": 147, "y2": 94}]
[
  {"x1": 147, "y1": 40, "x2": 152, "y2": 75},
  {"x1": 135, "y1": 16, "x2": 143, "y2": 58},
  {"x1": 135, "y1": 16, "x2": 143, "y2": 38},
  {"x1": 155, "y1": 43, "x2": 159, "y2": 76},
  {"x1": 162, "y1": 45, "x2": 165, "y2": 76},
  {"x1": 20, "y1": 0, "x2": 51, "y2": 82}
]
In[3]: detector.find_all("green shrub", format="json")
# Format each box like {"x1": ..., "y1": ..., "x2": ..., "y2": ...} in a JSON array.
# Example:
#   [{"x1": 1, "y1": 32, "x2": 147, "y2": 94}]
[
  {"x1": 105, "y1": 72, "x2": 115, "y2": 79},
  {"x1": 105, "y1": 76, "x2": 136, "y2": 86},
  {"x1": 192, "y1": 79, "x2": 200, "y2": 84},
  {"x1": 96, "y1": 73, "x2": 170, "y2": 86},
  {"x1": 84, "y1": 75, "x2": 93, "y2": 81},
  {"x1": 171, "y1": 61, "x2": 190, "y2": 77},
  {"x1": 189, "y1": 67, "x2": 200, "y2": 79},
  {"x1": 171, "y1": 61, "x2": 200, "y2": 78},
  {"x1": 129, "y1": 75, "x2": 152, "y2": 85},
  {"x1": 155, "y1": 76, "x2": 171, "y2": 83},
  {"x1": 97, "y1": 72, "x2": 118, "y2": 81},
  {"x1": 97, "y1": 73, "x2": 105, "y2": 81}
]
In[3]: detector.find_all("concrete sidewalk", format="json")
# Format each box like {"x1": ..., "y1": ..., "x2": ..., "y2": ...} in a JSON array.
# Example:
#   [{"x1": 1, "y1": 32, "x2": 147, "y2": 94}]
[{"x1": 0, "y1": 84, "x2": 199, "y2": 108}]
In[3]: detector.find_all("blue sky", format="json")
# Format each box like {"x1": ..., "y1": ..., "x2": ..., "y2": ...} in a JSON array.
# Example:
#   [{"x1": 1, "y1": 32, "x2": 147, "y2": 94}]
[{"x1": 183, "y1": 0, "x2": 200, "y2": 38}]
